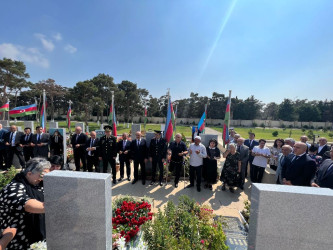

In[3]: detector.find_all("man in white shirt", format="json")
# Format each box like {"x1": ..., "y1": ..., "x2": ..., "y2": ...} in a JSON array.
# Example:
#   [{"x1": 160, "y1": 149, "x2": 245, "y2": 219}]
[
  {"x1": 186, "y1": 136, "x2": 207, "y2": 192},
  {"x1": 251, "y1": 139, "x2": 270, "y2": 183}
]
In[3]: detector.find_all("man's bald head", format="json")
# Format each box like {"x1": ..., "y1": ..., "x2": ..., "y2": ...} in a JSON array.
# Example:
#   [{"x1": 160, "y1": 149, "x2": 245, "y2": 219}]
[
  {"x1": 281, "y1": 145, "x2": 292, "y2": 156},
  {"x1": 293, "y1": 142, "x2": 307, "y2": 156}
]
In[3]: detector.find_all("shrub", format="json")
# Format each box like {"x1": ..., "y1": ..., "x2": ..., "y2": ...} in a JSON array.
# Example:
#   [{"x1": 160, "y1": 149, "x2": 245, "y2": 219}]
[
  {"x1": 307, "y1": 130, "x2": 315, "y2": 140},
  {"x1": 272, "y1": 131, "x2": 279, "y2": 137},
  {"x1": 240, "y1": 200, "x2": 251, "y2": 224},
  {"x1": 323, "y1": 127, "x2": 328, "y2": 133},
  {"x1": 252, "y1": 122, "x2": 258, "y2": 127},
  {"x1": 310, "y1": 126, "x2": 314, "y2": 129},
  {"x1": 288, "y1": 124, "x2": 293, "y2": 128},
  {"x1": 260, "y1": 123, "x2": 266, "y2": 129},
  {"x1": 328, "y1": 132, "x2": 333, "y2": 139},
  {"x1": 142, "y1": 195, "x2": 228, "y2": 250},
  {"x1": 302, "y1": 128, "x2": 306, "y2": 132},
  {"x1": 281, "y1": 124, "x2": 286, "y2": 129},
  {"x1": 0, "y1": 166, "x2": 17, "y2": 190},
  {"x1": 303, "y1": 125, "x2": 309, "y2": 129}
]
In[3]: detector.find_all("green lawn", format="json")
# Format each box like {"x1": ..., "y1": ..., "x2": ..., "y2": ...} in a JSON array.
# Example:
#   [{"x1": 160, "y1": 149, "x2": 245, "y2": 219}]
[{"x1": 211, "y1": 127, "x2": 333, "y2": 141}]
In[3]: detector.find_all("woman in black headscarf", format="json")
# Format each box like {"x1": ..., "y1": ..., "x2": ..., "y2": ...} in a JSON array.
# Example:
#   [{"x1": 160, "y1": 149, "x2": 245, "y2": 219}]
[
  {"x1": 50, "y1": 130, "x2": 63, "y2": 156},
  {"x1": 203, "y1": 139, "x2": 221, "y2": 190},
  {"x1": 0, "y1": 158, "x2": 51, "y2": 249}
]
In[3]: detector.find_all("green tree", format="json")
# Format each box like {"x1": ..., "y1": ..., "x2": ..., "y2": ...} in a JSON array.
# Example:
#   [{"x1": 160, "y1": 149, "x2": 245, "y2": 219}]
[
  {"x1": 278, "y1": 99, "x2": 296, "y2": 121},
  {"x1": 298, "y1": 103, "x2": 321, "y2": 122},
  {"x1": 71, "y1": 81, "x2": 98, "y2": 125}
]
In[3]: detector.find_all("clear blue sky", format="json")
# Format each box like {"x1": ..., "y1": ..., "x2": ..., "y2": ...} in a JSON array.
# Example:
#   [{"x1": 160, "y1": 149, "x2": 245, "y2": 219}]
[{"x1": 1, "y1": 0, "x2": 333, "y2": 103}]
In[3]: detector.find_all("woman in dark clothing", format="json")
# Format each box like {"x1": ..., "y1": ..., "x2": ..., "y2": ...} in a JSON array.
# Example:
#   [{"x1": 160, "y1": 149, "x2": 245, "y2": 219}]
[
  {"x1": 220, "y1": 143, "x2": 241, "y2": 193},
  {"x1": 203, "y1": 139, "x2": 221, "y2": 190},
  {"x1": 0, "y1": 158, "x2": 51, "y2": 249},
  {"x1": 50, "y1": 130, "x2": 63, "y2": 156}
]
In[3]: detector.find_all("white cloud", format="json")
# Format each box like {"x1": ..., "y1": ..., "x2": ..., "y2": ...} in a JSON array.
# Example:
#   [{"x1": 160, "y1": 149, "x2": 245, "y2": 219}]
[
  {"x1": 0, "y1": 43, "x2": 49, "y2": 68},
  {"x1": 53, "y1": 32, "x2": 62, "y2": 41},
  {"x1": 35, "y1": 33, "x2": 55, "y2": 51},
  {"x1": 64, "y1": 44, "x2": 77, "y2": 54}
]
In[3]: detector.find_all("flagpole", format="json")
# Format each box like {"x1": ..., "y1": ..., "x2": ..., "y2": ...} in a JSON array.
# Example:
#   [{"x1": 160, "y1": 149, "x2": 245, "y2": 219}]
[
  {"x1": 227, "y1": 90, "x2": 232, "y2": 130},
  {"x1": 43, "y1": 90, "x2": 46, "y2": 132},
  {"x1": 165, "y1": 88, "x2": 170, "y2": 186},
  {"x1": 68, "y1": 100, "x2": 72, "y2": 133},
  {"x1": 111, "y1": 91, "x2": 114, "y2": 135},
  {"x1": 7, "y1": 98, "x2": 9, "y2": 122}
]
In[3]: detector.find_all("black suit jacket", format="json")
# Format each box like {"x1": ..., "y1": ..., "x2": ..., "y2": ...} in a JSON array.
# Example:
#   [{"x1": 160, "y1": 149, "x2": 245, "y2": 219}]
[
  {"x1": 244, "y1": 139, "x2": 259, "y2": 162},
  {"x1": 282, "y1": 153, "x2": 316, "y2": 186},
  {"x1": 311, "y1": 159, "x2": 333, "y2": 189},
  {"x1": 317, "y1": 144, "x2": 330, "y2": 157},
  {"x1": 31, "y1": 133, "x2": 50, "y2": 157},
  {"x1": 85, "y1": 137, "x2": 100, "y2": 157},
  {"x1": 71, "y1": 133, "x2": 88, "y2": 154},
  {"x1": 149, "y1": 138, "x2": 167, "y2": 160},
  {"x1": 5, "y1": 131, "x2": 24, "y2": 152},
  {"x1": 130, "y1": 138, "x2": 148, "y2": 161},
  {"x1": 117, "y1": 139, "x2": 131, "y2": 160}
]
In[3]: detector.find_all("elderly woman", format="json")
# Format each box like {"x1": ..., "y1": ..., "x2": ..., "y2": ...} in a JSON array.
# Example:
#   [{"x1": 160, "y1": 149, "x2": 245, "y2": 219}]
[
  {"x1": 203, "y1": 139, "x2": 221, "y2": 190},
  {"x1": 220, "y1": 143, "x2": 241, "y2": 193},
  {"x1": 50, "y1": 130, "x2": 63, "y2": 156},
  {"x1": 0, "y1": 158, "x2": 51, "y2": 249}
]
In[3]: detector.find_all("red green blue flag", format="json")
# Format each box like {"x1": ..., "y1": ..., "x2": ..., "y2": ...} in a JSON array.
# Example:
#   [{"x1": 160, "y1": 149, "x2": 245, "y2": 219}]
[
  {"x1": 164, "y1": 97, "x2": 174, "y2": 143},
  {"x1": 0, "y1": 102, "x2": 9, "y2": 112},
  {"x1": 66, "y1": 106, "x2": 71, "y2": 130},
  {"x1": 9, "y1": 104, "x2": 37, "y2": 118},
  {"x1": 197, "y1": 104, "x2": 207, "y2": 132},
  {"x1": 222, "y1": 95, "x2": 231, "y2": 147}
]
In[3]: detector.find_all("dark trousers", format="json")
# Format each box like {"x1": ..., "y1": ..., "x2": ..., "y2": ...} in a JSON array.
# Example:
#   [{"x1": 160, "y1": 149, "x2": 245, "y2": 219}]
[
  {"x1": 252, "y1": 165, "x2": 265, "y2": 183},
  {"x1": 190, "y1": 165, "x2": 202, "y2": 187},
  {"x1": 170, "y1": 161, "x2": 182, "y2": 184},
  {"x1": 152, "y1": 158, "x2": 163, "y2": 182},
  {"x1": 270, "y1": 165, "x2": 277, "y2": 171},
  {"x1": 134, "y1": 159, "x2": 145, "y2": 182},
  {"x1": 119, "y1": 155, "x2": 130, "y2": 178},
  {"x1": 0, "y1": 148, "x2": 6, "y2": 169},
  {"x1": 240, "y1": 162, "x2": 247, "y2": 186},
  {"x1": 103, "y1": 157, "x2": 116, "y2": 178},
  {"x1": 87, "y1": 155, "x2": 99, "y2": 172},
  {"x1": 74, "y1": 151, "x2": 87, "y2": 171},
  {"x1": 6, "y1": 147, "x2": 25, "y2": 169},
  {"x1": 23, "y1": 148, "x2": 34, "y2": 162}
]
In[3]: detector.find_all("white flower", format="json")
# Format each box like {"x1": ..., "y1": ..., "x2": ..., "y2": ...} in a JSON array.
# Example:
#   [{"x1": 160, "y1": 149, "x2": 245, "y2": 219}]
[{"x1": 30, "y1": 240, "x2": 47, "y2": 250}]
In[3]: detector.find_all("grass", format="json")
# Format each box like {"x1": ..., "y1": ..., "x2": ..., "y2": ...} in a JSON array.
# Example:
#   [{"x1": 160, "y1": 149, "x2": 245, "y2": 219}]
[{"x1": 211, "y1": 126, "x2": 333, "y2": 141}]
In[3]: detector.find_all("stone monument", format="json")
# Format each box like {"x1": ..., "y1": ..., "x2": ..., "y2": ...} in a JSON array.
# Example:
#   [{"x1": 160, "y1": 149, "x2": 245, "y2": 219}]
[
  {"x1": 23, "y1": 121, "x2": 34, "y2": 133},
  {"x1": 49, "y1": 121, "x2": 58, "y2": 129},
  {"x1": 75, "y1": 122, "x2": 85, "y2": 133},
  {"x1": 248, "y1": 184, "x2": 333, "y2": 250},
  {"x1": 44, "y1": 171, "x2": 112, "y2": 250},
  {"x1": 131, "y1": 124, "x2": 141, "y2": 140},
  {"x1": 200, "y1": 134, "x2": 218, "y2": 147}
]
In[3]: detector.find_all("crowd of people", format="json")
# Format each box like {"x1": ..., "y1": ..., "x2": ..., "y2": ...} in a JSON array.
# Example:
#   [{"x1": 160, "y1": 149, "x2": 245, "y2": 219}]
[{"x1": 1, "y1": 123, "x2": 333, "y2": 249}]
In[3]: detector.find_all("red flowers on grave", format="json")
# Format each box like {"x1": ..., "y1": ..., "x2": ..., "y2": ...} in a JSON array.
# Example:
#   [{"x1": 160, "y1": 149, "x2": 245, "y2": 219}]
[{"x1": 112, "y1": 200, "x2": 153, "y2": 242}]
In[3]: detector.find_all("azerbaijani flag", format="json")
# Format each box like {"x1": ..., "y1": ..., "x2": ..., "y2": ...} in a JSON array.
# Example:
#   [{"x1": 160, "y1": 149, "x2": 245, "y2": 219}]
[
  {"x1": 197, "y1": 104, "x2": 207, "y2": 132},
  {"x1": 164, "y1": 97, "x2": 174, "y2": 143},
  {"x1": 40, "y1": 103, "x2": 47, "y2": 132},
  {"x1": 9, "y1": 104, "x2": 37, "y2": 118},
  {"x1": 112, "y1": 109, "x2": 117, "y2": 136},
  {"x1": 143, "y1": 107, "x2": 148, "y2": 130},
  {"x1": 222, "y1": 94, "x2": 231, "y2": 147},
  {"x1": 108, "y1": 104, "x2": 117, "y2": 136},
  {"x1": 0, "y1": 102, "x2": 9, "y2": 112},
  {"x1": 66, "y1": 105, "x2": 71, "y2": 130}
]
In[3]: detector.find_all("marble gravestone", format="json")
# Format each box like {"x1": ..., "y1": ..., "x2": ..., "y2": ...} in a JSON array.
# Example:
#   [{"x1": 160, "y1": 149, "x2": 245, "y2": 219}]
[
  {"x1": 200, "y1": 134, "x2": 218, "y2": 147},
  {"x1": 23, "y1": 121, "x2": 34, "y2": 133},
  {"x1": 131, "y1": 124, "x2": 141, "y2": 140},
  {"x1": 248, "y1": 184, "x2": 333, "y2": 250},
  {"x1": 49, "y1": 121, "x2": 58, "y2": 129},
  {"x1": 0, "y1": 120, "x2": 9, "y2": 127},
  {"x1": 44, "y1": 171, "x2": 112, "y2": 250},
  {"x1": 145, "y1": 132, "x2": 155, "y2": 175},
  {"x1": 75, "y1": 122, "x2": 85, "y2": 133}
]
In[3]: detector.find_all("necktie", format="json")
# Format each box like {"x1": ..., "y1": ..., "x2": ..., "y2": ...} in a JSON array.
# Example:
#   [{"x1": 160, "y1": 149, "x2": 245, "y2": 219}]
[
  {"x1": 25, "y1": 135, "x2": 28, "y2": 141},
  {"x1": 10, "y1": 133, "x2": 13, "y2": 144},
  {"x1": 76, "y1": 134, "x2": 79, "y2": 142},
  {"x1": 137, "y1": 140, "x2": 140, "y2": 147},
  {"x1": 89, "y1": 139, "x2": 93, "y2": 156},
  {"x1": 55, "y1": 136, "x2": 58, "y2": 143},
  {"x1": 123, "y1": 140, "x2": 126, "y2": 150},
  {"x1": 237, "y1": 146, "x2": 241, "y2": 153},
  {"x1": 292, "y1": 156, "x2": 299, "y2": 162},
  {"x1": 38, "y1": 134, "x2": 40, "y2": 142},
  {"x1": 250, "y1": 140, "x2": 252, "y2": 147}
]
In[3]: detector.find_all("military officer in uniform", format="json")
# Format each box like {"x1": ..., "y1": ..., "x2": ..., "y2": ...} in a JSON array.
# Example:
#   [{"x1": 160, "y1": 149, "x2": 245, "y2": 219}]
[
  {"x1": 149, "y1": 130, "x2": 167, "y2": 186},
  {"x1": 98, "y1": 125, "x2": 118, "y2": 183}
]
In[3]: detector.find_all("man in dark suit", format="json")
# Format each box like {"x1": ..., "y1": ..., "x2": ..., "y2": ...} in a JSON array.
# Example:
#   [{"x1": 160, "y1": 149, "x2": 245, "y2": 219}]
[
  {"x1": 317, "y1": 137, "x2": 330, "y2": 157},
  {"x1": 4, "y1": 125, "x2": 25, "y2": 169},
  {"x1": 244, "y1": 132, "x2": 259, "y2": 181},
  {"x1": 21, "y1": 127, "x2": 34, "y2": 162},
  {"x1": 311, "y1": 149, "x2": 333, "y2": 189},
  {"x1": 85, "y1": 131, "x2": 99, "y2": 172},
  {"x1": 0, "y1": 124, "x2": 8, "y2": 170},
  {"x1": 149, "y1": 130, "x2": 167, "y2": 186},
  {"x1": 236, "y1": 137, "x2": 249, "y2": 189},
  {"x1": 282, "y1": 142, "x2": 316, "y2": 186},
  {"x1": 117, "y1": 132, "x2": 131, "y2": 181},
  {"x1": 31, "y1": 126, "x2": 50, "y2": 159},
  {"x1": 70, "y1": 126, "x2": 88, "y2": 171},
  {"x1": 98, "y1": 125, "x2": 117, "y2": 182},
  {"x1": 130, "y1": 131, "x2": 148, "y2": 185}
]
